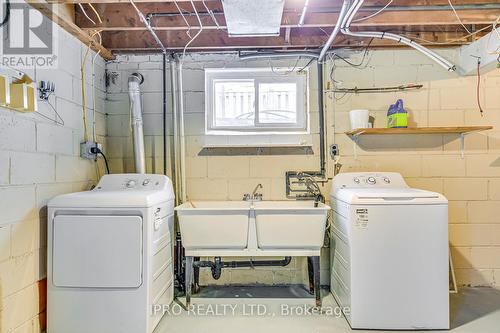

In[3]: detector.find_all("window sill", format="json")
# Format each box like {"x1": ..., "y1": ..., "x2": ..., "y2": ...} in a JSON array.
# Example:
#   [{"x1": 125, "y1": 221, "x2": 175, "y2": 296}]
[
  {"x1": 203, "y1": 143, "x2": 313, "y2": 148},
  {"x1": 203, "y1": 133, "x2": 313, "y2": 148}
]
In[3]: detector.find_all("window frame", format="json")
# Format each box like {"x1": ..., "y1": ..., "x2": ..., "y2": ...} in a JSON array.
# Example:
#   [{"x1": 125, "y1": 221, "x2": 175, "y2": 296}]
[{"x1": 205, "y1": 68, "x2": 309, "y2": 134}]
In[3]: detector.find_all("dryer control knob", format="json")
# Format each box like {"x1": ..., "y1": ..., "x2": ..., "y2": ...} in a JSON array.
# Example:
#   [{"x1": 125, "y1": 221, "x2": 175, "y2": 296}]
[
  {"x1": 353, "y1": 177, "x2": 360, "y2": 183},
  {"x1": 383, "y1": 177, "x2": 390, "y2": 184},
  {"x1": 367, "y1": 177, "x2": 376, "y2": 185},
  {"x1": 126, "y1": 180, "x2": 136, "y2": 188}
]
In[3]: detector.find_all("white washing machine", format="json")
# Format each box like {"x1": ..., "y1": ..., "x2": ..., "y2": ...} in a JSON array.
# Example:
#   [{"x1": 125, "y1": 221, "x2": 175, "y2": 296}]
[
  {"x1": 47, "y1": 174, "x2": 175, "y2": 333},
  {"x1": 329, "y1": 172, "x2": 449, "y2": 330}
]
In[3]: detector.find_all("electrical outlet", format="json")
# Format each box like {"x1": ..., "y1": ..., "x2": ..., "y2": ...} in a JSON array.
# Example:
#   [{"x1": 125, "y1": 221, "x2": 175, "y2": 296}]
[
  {"x1": 80, "y1": 141, "x2": 101, "y2": 160},
  {"x1": 330, "y1": 144, "x2": 339, "y2": 158}
]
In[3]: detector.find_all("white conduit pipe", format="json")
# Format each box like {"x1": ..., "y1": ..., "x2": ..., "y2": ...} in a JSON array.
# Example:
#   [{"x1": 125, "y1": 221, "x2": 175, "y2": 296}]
[
  {"x1": 318, "y1": 0, "x2": 350, "y2": 62},
  {"x1": 176, "y1": 57, "x2": 187, "y2": 203},
  {"x1": 170, "y1": 58, "x2": 181, "y2": 205},
  {"x1": 340, "y1": 0, "x2": 456, "y2": 71}
]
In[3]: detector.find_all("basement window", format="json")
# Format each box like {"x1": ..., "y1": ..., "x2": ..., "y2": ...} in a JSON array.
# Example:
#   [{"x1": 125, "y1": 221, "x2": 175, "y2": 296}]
[{"x1": 205, "y1": 68, "x2": 308, "y2": 135}]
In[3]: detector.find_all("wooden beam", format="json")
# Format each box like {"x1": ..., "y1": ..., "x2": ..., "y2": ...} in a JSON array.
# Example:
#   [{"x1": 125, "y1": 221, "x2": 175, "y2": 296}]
[
  {"x1": 26, "y1": 0, "x2": 114, "y2": 60},
  {"x1": 77, "y1": 8, "x2": 500, "y2": 31},
  {"x1": 101, "y1": 28, "x2": 480, "y2": 51}
]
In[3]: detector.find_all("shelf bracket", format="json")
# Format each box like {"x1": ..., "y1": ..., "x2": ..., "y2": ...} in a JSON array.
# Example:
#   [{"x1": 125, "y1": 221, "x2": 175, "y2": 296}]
[
  {"x1": 352, "y1": 135, "x2": 360, "y2": 160},
  {"x1": 459, "y1": 133, "x2": 466, "y2": 159}
]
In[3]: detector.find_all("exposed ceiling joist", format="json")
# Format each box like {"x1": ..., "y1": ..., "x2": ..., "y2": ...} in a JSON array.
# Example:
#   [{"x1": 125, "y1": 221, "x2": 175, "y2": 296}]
[
  {"x1": 77, "y1": 9, "x2": 500, "y2": 31},
  {"x1": 30, "y1": 0, "x2": 500, "y2": 56},
  {"x1": 26, "y1": 0, "x2": 115, "y2": 60},
  {"x1": 102, "y1": 29, "x2": 483, "y2": 51}
]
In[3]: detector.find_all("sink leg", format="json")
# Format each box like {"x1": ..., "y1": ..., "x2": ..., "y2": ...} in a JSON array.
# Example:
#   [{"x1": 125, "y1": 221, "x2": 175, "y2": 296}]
[
  {"x1": 185, "y1": 256, "x2": 193, "y2": 309},
  {"x1": 311, "y1": 256, "x2": 321, "y2": 307},
  {"x1": 193, "y1": 256, "x2": 200, "y2": 294},
  {"x1": 307, "y1": 257, "x2": 314, "y2": 295}
]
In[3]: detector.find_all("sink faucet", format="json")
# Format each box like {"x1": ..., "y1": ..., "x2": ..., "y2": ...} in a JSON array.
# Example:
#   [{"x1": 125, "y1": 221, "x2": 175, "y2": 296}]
[
  {"x1": 297, "y1": 172, "x2": 324, "y2": 207},
  {"x1": 243, "y1": 183, "x2": 263, "y2": 201}
]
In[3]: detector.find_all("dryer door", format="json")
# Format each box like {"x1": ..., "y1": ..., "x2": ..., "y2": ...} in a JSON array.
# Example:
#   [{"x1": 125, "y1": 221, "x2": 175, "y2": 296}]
[{"x1": 52, "y1": 215, "x2": 143, "y2": 288}]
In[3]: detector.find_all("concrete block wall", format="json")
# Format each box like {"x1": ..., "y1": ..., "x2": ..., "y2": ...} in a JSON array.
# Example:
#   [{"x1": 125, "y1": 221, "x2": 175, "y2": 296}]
[
  {"x1": 106, "y1": 50, "x2": 500, "y2": 289},
  {"x1": 0, "y1": 26, "x2": 106, "y2": 332},
  {"x1": 106, "y1": 53, "x2": 327, "y2": 287},
  {"x1": 105, "y1": 54, "x2": 172, "y2": 176},
  {"x1": 329, "y1": 49, "x2": 500, "y2": 288}
]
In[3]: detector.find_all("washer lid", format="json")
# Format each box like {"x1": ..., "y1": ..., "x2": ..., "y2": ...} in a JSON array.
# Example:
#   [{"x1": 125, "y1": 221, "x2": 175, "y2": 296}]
[
  {"x1": 48, "y1": 174, "x2": 175, "y2": 208},
  {"x1": 332, "y1": 188, "x2": 447, "y2": 205}
]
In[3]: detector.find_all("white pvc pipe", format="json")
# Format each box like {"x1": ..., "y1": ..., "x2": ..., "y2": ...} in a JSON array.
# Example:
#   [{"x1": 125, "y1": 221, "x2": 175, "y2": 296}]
[{"x1": 177, "y1": 58, "x2": 187, "y2": 203}]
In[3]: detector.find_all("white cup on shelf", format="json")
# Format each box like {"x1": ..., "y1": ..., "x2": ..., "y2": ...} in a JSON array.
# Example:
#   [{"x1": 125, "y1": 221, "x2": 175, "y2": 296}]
[{"x1": 349, "y1": 109, "x2": 369, "y2": 130}]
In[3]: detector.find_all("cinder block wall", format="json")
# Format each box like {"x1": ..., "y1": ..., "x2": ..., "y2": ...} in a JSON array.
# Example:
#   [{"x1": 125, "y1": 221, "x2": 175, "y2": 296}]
[
  {"x1": 105, "y1": 54, "x2": 172, "y2": 176},
  {"x1": 0, "y1": 27, "x2": 106, "y2": 332},
  {"x1": 330, "y1": 49, "x2": 500, "y2": 287},
  {"x1": 105, "y1": 51, "x2": 500, "y2": 288}
]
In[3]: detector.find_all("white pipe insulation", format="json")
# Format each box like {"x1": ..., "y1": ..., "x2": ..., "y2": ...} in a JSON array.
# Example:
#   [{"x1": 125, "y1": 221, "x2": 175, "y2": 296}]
[{"x1": 128, "y1": 73, "x2": 146, "y2": 174}]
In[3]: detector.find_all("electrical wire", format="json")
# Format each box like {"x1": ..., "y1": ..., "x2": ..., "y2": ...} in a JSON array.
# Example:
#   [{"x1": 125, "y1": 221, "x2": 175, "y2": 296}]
[
  {"x1": 174, "y1": 0, "x2": 193, "y2": 38},
  {"x1": 447, "y1": 0, "x2": 472, "y2": 34},
  {"x1": 298, "y1": 57, "x2": 315, "y2": 73},
  {"x1": 475, "y1": 58, "x2": 484, "y2": 117},
  {"x1": 202, "y1": 0, "x2": 222, "y2": 30},
  {"x1": 181, "y1": 0, "x2": 203, "y2": 60},
  {"x1": 81, "y1": 30, "x2": 102, "y2": 142},
  {"x1": 269, "y1": 57, "x2": 302, "y2": 76},
  {"x1": 91, "y1": 49, "x2": 102, "y2": 142},
  {"x1": 0, "y1": 0, "x2": 10, "y2": 27},
  {"x1": 330, "y1": 38, "x2": 374, "y2": 68},
  {"x1": 88, "y1": 3, "x2": 103, "y2": 24},
  {"x1": 99, "y1": 151, "x2": 110, "y2": 174},
  {"x1": 352, "y1": 0, "x2": 392, "y2": 23},
  {"x1": 401, "y1": 24, "x2": 494, "y2": 45},
  {"x1": 78, "y1": 3, "x2": 96, "y2": 25},
  {"x1": 91, "y1": 146, "x2": 110, "y2": 174}
]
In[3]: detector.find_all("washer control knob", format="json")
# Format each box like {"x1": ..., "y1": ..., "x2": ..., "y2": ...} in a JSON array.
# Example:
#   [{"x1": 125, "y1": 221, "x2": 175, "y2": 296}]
[
  {"x1": 126, "y1": 180, "x2": 136, "y2": 188},
  {"x1": 383, "y1": 177, "x2": 390, "y2": 184},
  {"x1": 367, "y1": 177, "x2": 376, "y2": 185},
  {"x1": 142, "y1": 179, "x2": 150, "y2": 186},
  {"x1": 353, "y1": 177, "x2": 360, "y2": 184}
]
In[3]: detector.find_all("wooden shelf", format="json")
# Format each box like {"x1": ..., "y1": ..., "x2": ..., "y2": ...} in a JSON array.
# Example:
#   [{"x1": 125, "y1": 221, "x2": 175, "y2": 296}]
[{"x1": 346, "y1": 126, "x2": 493, "y2": 136}]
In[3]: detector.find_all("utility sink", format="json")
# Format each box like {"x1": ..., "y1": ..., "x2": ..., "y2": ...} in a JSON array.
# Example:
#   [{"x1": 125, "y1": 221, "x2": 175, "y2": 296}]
[
  {"x1": 175, "y1": 201, "x2": 251, "y2": 250},
  {"x1": 253, "y1": 201, "x2": 330, "y2": 250},
  {"x1": 175, "y1": 201, "x2": 330, "y2": 252}
]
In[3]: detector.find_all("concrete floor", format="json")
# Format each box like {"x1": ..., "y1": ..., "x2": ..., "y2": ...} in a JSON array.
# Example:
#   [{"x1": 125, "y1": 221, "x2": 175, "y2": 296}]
[{"x1": 154, "y1": 286, "x2": 500, "y2": 333}]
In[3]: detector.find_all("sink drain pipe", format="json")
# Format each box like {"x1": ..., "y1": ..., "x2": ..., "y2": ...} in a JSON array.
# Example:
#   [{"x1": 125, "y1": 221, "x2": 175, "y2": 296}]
[{"x1": 194, "y1": 257, "x2": 292, "y2": 280}]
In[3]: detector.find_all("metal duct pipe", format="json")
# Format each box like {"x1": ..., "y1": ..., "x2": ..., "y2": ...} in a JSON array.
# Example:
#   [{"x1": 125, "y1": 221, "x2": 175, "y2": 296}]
[
  {"x1": 318, "y1": 0, "x2": 350, "y2": 62},
  {"x1": 239, "y1": 51, "x2": 320, "y2": 60},
  {"x1": 128, "y1": 73, "x2": 146, "y2": 174}
]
